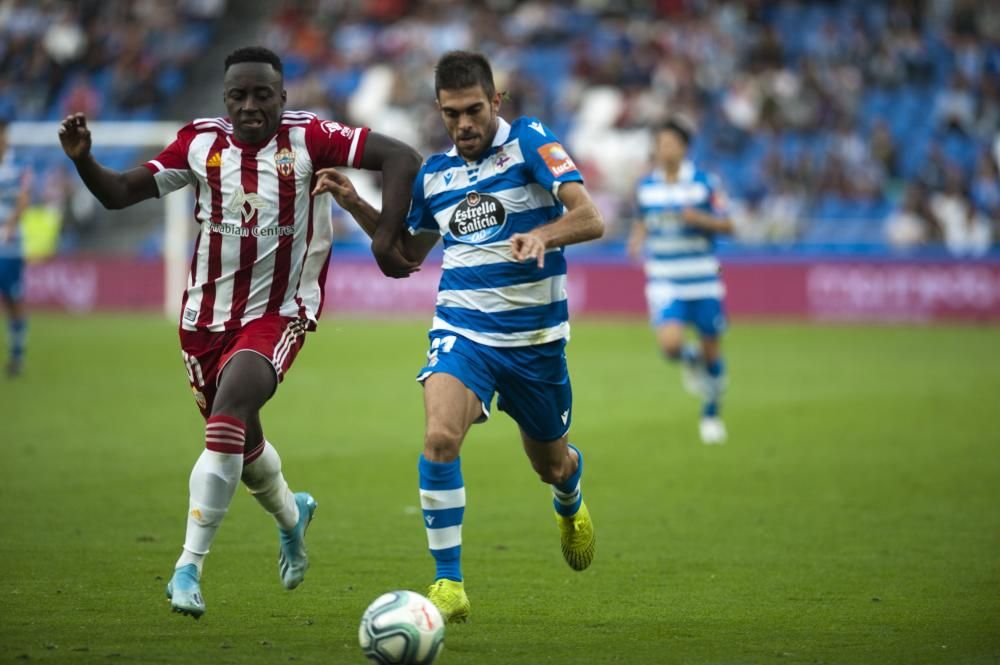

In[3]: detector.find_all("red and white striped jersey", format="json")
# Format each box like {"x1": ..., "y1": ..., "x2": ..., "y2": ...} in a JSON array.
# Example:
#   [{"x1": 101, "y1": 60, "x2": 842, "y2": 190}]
[{"x1": 144, "y1": 110, "x2": 369, "y2": 332}]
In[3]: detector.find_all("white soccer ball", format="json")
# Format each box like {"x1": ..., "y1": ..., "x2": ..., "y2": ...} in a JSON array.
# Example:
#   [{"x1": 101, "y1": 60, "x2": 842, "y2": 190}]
[{"x1": 358, "y1": 590, "x2": 445, "y2": 665}]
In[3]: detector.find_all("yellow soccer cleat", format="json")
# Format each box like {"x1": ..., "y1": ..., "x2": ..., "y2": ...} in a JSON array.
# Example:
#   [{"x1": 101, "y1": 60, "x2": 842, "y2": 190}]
[
  {"x1": 557, "y1": 500, "x2": 595, "y2": 571},
  {"x1": 427, "y1": 578, "x2": 470, "y2": 624}
]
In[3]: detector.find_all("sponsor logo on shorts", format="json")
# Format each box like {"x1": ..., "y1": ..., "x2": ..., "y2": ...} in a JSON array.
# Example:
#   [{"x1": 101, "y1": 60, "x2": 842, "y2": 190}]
[
  {"x1": 192, "y1": 387, "x2": 207, "y2": 410},
  {"x1": 448, "y1": 191, "x2": 507, "y2": 243}
]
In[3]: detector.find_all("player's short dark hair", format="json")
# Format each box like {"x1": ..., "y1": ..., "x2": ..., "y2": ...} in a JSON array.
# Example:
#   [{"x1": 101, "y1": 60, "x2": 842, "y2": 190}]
[
  {"x1": 435, "y1": 51, "x2": 496, "y2": 99},
  {"x1": 225, "y1": 46, "x2": 283, "y2": 75},
  {"x1": 657, "y1": 117, "x2": 693, "y2": 145}
]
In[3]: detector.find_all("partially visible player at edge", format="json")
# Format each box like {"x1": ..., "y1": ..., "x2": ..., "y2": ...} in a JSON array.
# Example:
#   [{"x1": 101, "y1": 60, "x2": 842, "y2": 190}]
[
  {"x1": 58, "y1": 46, "x2": 421, "y2": 619},
  {"x1": 0, "y1": 120, "x2": 33, "y2": 378},
  {"x1": 315, "y1": 51, "x2": 604, "y2": 623},
  {"x1": 627, "y1": 118, "x2": 733, "y2": 444}
]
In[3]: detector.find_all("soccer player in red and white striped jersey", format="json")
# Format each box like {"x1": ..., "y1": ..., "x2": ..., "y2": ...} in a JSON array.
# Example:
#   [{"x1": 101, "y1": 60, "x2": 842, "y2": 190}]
[{"x1": 59, "y1": 46, "x2": 422, "y2": 619}]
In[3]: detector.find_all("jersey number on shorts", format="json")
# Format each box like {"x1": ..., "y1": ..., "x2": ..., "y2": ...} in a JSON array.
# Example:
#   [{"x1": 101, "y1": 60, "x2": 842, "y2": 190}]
[
  {"x1": 426, "y1": 335, "x2": 457, "y2": 367},
  {"x1": 182, "y1": 351, "x2": 206, "y2": 388}
]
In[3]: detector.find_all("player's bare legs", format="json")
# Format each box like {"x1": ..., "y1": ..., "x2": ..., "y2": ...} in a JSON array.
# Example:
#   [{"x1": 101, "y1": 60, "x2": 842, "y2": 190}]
[
  {"x1": 168, "y1": 351, "x2": 278, "y2": 618},
  {"x1": 698, "y1": 334, "x2": 727, "y2": 444},
  {"x1": 419, "y1": 373, "x2": 480, "y2": 623},
  {"x1": 2, "y1": 294, "x2": 26, "y2": 377},
  {"x1": 657, "y1": 321, "x2": 705, "y2": 396},
  {"x1": 523, "y1": 432, "x2": 595, "y2": 571},
  {"x1": 422, "y1": 373, "x2": 481, "y2": 462}
]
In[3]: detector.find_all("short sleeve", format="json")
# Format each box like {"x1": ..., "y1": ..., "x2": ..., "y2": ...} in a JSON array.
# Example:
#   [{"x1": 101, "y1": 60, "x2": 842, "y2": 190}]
[
  {"x1": 635, "y1": 181, "x2": 652, "y2": 219},
  {"x1": 405, "y1": 166, "x2": 438, "y2": 235},
  {"x1": 143, "y1": 126, "x2": 196, "y2": 196},
  {"x1": 305, "y1": 117, "x2": 370, "y2": 170},
  {"x1": 517, "y1": 118, "x2": 584, "y2": 197}
]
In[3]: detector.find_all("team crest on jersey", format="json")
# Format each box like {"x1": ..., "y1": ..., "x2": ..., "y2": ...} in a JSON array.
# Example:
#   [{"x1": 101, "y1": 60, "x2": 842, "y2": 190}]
[
  {"x1": 495, "y1": 147, "x2": 511, "y2": 170},
  {"x1": 449, "y1": 191, "x2": 507, "y2": 243},
  {"x1": 538, "y1": 142, "x2": 577, "y2": 177},
  {"x1": 274, "y1": 148, "x2": 295, "y2": 178}
]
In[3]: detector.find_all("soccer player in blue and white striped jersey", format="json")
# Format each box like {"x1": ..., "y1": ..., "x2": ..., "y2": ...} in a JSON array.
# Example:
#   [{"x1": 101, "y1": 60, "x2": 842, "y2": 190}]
[
  {"x1": 316, "y1": 51, "x2": 604, "y2": 623},
  {"x1": 627, "y1": 119, "x2": 734, "y2": 444},
  {"x1": 0, "y1": 120, "x2": 32, "y2": 378}
]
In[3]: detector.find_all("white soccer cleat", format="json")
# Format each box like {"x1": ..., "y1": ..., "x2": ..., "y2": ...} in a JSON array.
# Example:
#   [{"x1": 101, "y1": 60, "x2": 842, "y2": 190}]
[{"x1": 699, "y1": 417, "x2": 727, "y2": 445}]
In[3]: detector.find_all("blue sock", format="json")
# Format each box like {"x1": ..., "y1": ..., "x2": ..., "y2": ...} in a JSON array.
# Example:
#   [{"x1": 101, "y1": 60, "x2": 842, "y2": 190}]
[
  {"x1": 9, "y1": 317, "x2": 26, "y2": 363},
  {"x1": 552, "y1": 444, "x2": 584, "y2": 517},
  {"x1": 703, "y1": 358, "x2": 724, "y2": 417},
  {"x1": 418, "y1": 455, "x2": 464, "y2": 582}
]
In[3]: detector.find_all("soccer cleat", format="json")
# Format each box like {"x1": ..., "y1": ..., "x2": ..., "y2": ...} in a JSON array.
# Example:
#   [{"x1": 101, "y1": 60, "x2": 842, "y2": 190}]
[
  {"x1": 165, "y1": 563, "x2": 205, "y2": 619},
  {"x1": 427, "y1": 578, "x2": 470, "y2": 624},
  {"x1": 699, "y1": 417, "x2": 727, "y2": 445},
  {"x1": 557, "y1": 500, "x2": 595, "y2": 571},
  {"x1": 278, "y1": 492, "x2": 317, "y2": 589},
  {"x1": 5, "y1": 359, "x2": 22, "y2": 378}
]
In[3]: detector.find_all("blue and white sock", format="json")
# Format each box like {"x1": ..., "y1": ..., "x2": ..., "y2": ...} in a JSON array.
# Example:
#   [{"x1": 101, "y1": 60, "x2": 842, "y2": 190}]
[
  {"x1": 9, "y1": 317, "x2": 26, "y2": 364},
  {"x1": 703, "y1": 358, "x2": 725, "y2": 417},
  {"x1": 665, "y1": 341, "x2": 701, "y2": 366},
  {"x1": 418, "y1": 455, "x2": 465, "y2": 582},
  {"x1": 552, "y1": 444, "x2": 584, "y2": 517}
]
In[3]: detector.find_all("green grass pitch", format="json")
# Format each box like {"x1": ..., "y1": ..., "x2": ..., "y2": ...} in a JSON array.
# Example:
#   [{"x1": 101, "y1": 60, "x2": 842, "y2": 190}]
[{"x1": 2, "y1": 314, "x2": 999, "y2": 664}]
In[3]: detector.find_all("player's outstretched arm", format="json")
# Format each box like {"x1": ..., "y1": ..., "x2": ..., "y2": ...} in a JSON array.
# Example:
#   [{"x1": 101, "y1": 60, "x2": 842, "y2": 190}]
[
  {"x1": 356, "y1": 132, "x2": 423, "y2": 278},
  {"x1": 313, "y1": 168, "x2": 380, "y2": 237},
  {"x1": 314, "y1": 168, "x2": 439, "y2": 269},
  {"x1": 510, "y1": 182, "x2": 605, "y2": 268},
  {"x1": 58, "y1": 113, "x2": 158, "y2": 210}
]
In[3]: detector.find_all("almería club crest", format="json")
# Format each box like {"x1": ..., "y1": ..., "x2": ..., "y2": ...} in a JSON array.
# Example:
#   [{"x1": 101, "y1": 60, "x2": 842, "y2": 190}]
[{"x1": 274, "y1": 148, "x2": 295, "y2": 177}]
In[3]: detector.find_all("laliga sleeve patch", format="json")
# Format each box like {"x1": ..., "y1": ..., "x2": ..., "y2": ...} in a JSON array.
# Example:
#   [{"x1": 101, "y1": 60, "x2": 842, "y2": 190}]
[{"x1": 537, "y1": 142, "x2": 578, "y2": 177}]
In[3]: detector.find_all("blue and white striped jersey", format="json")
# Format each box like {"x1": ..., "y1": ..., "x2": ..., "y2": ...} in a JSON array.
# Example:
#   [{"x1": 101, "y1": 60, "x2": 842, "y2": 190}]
[
  {"x1": 636, "y1": 161, "x2": 727, "y2": 301},
  {"x1": 407, "y1": 116, "x2": 584, "y2": 347},
  {"x1": 0, "y1": 149, "x2": 27, "y2": 259}
]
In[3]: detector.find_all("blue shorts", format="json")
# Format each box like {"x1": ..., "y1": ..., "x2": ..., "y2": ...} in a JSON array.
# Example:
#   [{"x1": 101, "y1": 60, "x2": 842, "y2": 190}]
[
  {"x1": 653, "y1": 297, "x2": 727, "y2": 337},
  {"x1": 0, "y1": 256, "x2": 24, "y2": 302},
  {"x1": 417, "y1": 331, "x2": 573, "y2": 443}
]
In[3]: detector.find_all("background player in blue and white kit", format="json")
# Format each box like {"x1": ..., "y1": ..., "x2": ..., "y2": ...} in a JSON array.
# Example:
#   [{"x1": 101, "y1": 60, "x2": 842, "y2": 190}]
[
  {"x1": 316, "y1": 51, "x2": 605, "y2": 624},
  {"x1": 0, "y1": 120, "x2": 33, "y2": 378},
  {"x1": 627, "y1": 119, "x2": 734, "y2": 444}
]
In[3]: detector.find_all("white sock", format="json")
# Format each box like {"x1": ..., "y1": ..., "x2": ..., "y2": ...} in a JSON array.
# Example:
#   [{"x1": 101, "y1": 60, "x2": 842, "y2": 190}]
[
  {"x1": 175, "y1": 416, "x2": 246, "y2": 572},
  {"x1": 241, "y1": 440, "x2": 299, "y2": 531}
]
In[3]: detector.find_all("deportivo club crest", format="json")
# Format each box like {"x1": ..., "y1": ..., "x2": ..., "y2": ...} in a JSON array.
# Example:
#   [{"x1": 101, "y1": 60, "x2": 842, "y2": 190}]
[
  {"x1": 448, "y1": 191, "x2": 507, "y2": 244},
  {"x1": 274, "y1": 148, "x2": 295, "y2": 177}
]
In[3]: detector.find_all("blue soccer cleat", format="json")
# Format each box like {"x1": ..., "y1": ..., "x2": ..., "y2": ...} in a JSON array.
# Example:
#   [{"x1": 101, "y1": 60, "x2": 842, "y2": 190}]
[
  {"x1": 278, "y1": 492, "x2": 317, "y2": 589},
  {"x1": 165, "y1": 563, "x2": 205, "y2": 619}
]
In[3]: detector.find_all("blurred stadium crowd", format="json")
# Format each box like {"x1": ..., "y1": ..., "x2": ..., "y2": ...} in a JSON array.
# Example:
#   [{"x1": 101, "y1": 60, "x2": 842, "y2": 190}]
[{"x1": 2, "y1": 0, "x2": 998, "y2": 257}]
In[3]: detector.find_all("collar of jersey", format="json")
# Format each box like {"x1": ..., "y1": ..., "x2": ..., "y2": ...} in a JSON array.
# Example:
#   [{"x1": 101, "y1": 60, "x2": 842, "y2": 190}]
[
  {"x1": 446, "y1": 117, "x2": 511, "y2": 162},
  {"x1": 654, "y1": 160, "x2": 695, "y2": 183},
  {"x1": 227, "y1": 129, "x2": 278, "y2": 152}
]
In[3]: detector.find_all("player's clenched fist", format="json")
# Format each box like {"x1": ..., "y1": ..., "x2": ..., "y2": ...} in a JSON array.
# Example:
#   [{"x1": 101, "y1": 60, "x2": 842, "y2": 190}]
[{"x1": 58, "y1": 113, "x2": 92, "y2": 161}]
